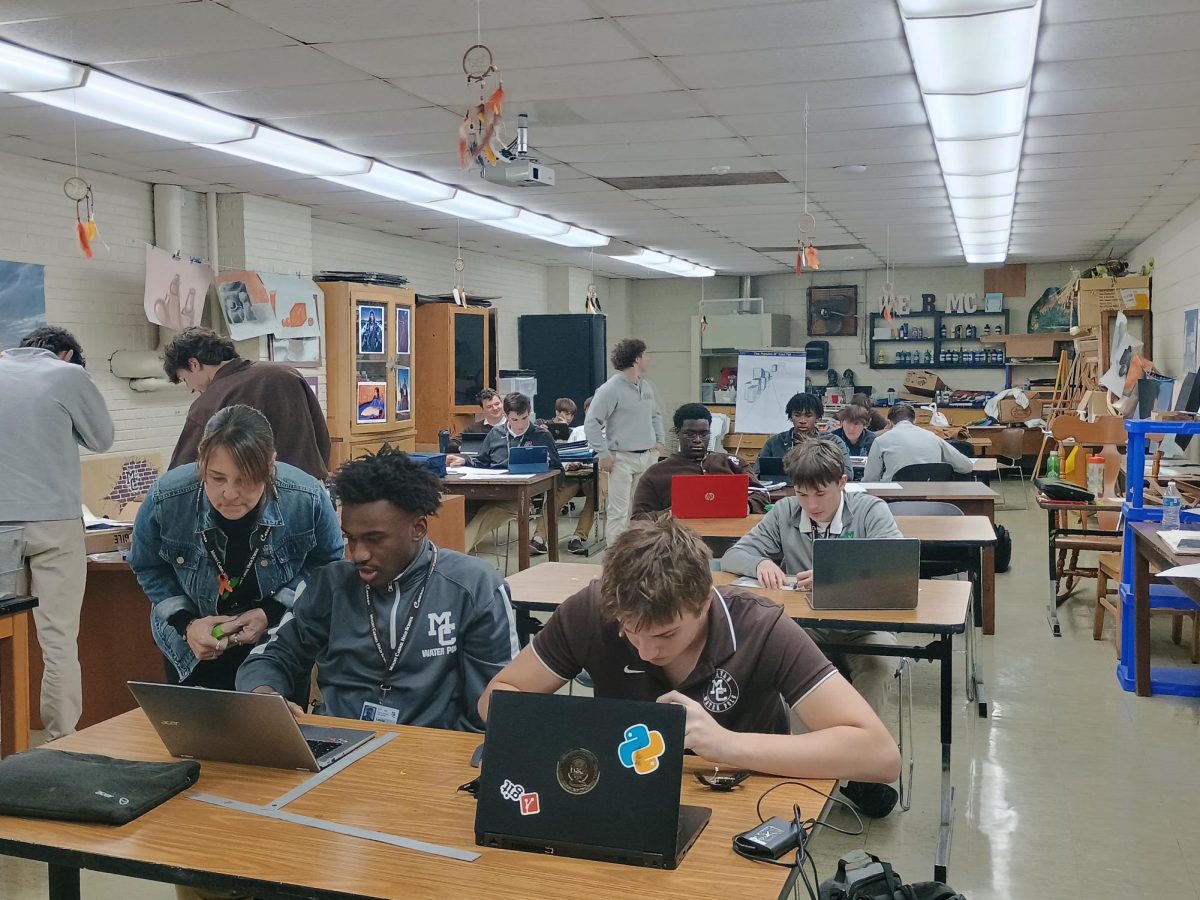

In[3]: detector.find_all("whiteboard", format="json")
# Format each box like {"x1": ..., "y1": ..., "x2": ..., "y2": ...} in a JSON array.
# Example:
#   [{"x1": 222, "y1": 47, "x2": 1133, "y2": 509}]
[{"x1": 734, "y1": 351, "x2": 807, "y2": 434}]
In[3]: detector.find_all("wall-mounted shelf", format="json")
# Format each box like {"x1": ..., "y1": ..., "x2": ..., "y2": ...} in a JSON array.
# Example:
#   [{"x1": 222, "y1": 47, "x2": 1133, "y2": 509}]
[{"x1": 869, "y1": 310, "x2": 1010, "y2": 371}]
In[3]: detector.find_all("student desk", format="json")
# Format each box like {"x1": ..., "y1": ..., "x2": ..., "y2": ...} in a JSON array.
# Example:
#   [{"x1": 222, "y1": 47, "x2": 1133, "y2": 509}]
[
  {"x1": 0, "y1": 594, "x2": 36, "y2": 757},
  {"x1": 1128, "y1": 523, "x2": 1200, "y2": 697},
  {"x1": 442, "y1": 470, "x2": 559, "y2": 571},
  {"x1": 0, "y1": 710, "x2": 832, "y2": 900},
  {"x1": 503, "y1": 562, "x2": 972, "y2": 883}
]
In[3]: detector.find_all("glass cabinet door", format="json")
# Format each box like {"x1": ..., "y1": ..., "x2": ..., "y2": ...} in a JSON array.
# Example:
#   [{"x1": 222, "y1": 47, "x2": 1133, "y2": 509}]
[
  {"x1": 453, "y1": 311, "x2": 485, "y2": 407},
  {"x1": 354, "y1": 298, "x2": 390, "y2": 427},
  {"x1": 394, "y1": 303, "x2": 412, "y2": 423}
]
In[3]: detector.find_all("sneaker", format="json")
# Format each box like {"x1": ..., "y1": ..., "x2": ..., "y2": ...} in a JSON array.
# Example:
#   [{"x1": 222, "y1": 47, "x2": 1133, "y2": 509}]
[
  {"x1": 530, "y1": 536, "x2": 548, "y2": 555},
  {"x1": 567, "y1": 536, "x2": 587, "y2": 555},
  {"x1": 839, "y1": 781, "x2": 898, "y2": 819}
]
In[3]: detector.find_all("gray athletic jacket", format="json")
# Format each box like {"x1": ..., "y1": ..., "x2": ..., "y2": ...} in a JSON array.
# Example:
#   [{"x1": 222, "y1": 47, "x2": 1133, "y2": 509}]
[
  {"x1": 237, "y1": 540, "x2": 519, "y2": 731},
  {"x1": 720, "y1": 491, "x2": 902, "y2": 575}
]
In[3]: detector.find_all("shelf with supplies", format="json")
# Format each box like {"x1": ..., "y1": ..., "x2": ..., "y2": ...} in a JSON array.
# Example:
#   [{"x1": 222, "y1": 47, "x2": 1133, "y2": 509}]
[{"x1": 869, "y1": 310, "x2": 1010, "y2": 371}]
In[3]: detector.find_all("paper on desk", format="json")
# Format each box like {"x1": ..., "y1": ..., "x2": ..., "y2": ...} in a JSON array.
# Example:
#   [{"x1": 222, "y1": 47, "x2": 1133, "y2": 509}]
[
  {"x1": 856, "y1": 482, "x2": 902, "y2": 490},
  {"x1": 730, "y1": 575, "x2": 804, "y2": 591},
  {"x1": 82, "y1": 505, "x2": 134, "y2": 530},
  {"x1": 1156, "y1": 563, "x2": 1200, "y2": 579},
  {"x1": 755, "y1": 481, "x2": 788, "y2": 491},
  {"x1": 1156, "y1": 530, "x2": 1200, "y2": 554}
]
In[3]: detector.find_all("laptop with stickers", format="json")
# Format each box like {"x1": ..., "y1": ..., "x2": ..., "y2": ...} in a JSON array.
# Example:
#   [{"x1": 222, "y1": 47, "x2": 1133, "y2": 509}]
[{"x1": 475, "y1": 692, "x2": 711, "y2": 869}]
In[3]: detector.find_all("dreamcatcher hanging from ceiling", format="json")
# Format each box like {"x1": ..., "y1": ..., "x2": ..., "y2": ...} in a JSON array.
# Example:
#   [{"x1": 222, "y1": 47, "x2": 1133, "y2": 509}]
[
  {"x1": 64, "y1": 176, "x2": 103, "y2": 261},
  {"x1": 796, "y1": 96, "x2": 820, "y2": 273},
  {"x1": 457, "y1": 6, "x2": 506, "y2": 172}
]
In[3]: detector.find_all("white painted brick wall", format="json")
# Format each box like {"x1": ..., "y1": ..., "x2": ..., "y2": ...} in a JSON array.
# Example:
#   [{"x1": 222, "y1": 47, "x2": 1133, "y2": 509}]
[{"x1": 1131, "y1": 196, "x2": 1200, "y2": 378}]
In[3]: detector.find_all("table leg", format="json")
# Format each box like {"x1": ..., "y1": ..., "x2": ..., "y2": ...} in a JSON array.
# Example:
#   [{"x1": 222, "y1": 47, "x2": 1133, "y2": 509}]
[
  {"x1": 935, "y1": 633, "x2": 954, "y2": 884},
  {"x1": 0, "y1": 611, "x2": 31, "y2": 757},
  {"x1": 516, "y1": 487, "x2": 531, "y2": 572},
  {"x1": 546, "y1": 484, "x2": 559, "y2": 562},
  {"x1": 981, "y1": 545, "x2": 995, "y2": 636},
  {"x1": 1046, "y1": 506, "x2": 1062, "y2": 637},
  {"x1": 47, "y1": 864, "x2": 80, "y2": 900},
  {"x1": 1134, "y1": 540, "x2": 1152, "y2": 696}
]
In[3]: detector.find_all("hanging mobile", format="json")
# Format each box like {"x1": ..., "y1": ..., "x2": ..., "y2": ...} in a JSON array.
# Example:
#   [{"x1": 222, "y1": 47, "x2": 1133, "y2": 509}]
[
  {"x1": 457, "y1": 40, "x2": 506, "y2": 169},
  {"x1": 451, "y1": 221, "x2": 467, "y2": 307},
  {"x1": 64, "y1": 176, "x2": 100, "y2": 260}
]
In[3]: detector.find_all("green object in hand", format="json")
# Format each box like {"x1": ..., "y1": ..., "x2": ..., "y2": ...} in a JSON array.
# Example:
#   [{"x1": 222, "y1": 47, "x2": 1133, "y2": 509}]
[{"x1": 211, "y1": 624, "x2": 226, "y2": 640}]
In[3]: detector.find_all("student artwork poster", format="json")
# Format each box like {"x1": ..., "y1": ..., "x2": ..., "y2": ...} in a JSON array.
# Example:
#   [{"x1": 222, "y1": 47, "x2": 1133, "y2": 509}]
[
  {"x1": 143, "y1": 244, "x2": 211, "y2": 331},
  {"x1": 259, "y1": 273, "x2": 322, "y2": 338},
  {"x1": 396, "y1": 366, "x2": 411, "y2": 420},
  {"x1": 214, "y1": 271, "x2": 278, "y2": 341},
  {"x1": 734, "y1": 351, "x2": 807, "y2": 434},
  {"x1": 358, "y1": 305, "x2": 385, "y2": 355},
  {"x1": 356, "y1": 382, "x2": 387, "y2": 424},
  {"x1": 396, "y1": 306, "x2": 410, "y2": 355}
]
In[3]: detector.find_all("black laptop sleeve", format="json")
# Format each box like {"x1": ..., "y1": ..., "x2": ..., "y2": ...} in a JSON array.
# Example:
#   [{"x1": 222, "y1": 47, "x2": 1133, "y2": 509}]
[{"x1": 0, "y1": 749, "x2": 200, "y2": 825}]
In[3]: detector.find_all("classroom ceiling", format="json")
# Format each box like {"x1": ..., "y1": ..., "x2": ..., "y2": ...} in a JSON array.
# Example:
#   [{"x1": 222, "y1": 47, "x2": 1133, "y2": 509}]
[{"x1": 0, "y1": 0, "x2": 1198, "y2": 277}]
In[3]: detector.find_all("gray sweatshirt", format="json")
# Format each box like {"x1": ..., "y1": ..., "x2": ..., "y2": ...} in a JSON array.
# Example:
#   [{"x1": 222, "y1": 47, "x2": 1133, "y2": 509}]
[
  {"x1": 862, "y1": 421, "x2": 973, "y2": 481},
  {"x1": 721, "y1": 491, "x2": 903, "y2": 575},
  {"x1": 237, "y1": 540, "x2": 519, "y2": 731},
  {"x1": 0, "y1": 348, "x2": 114, "y2": 522},
  {"x1": 584, "y1": 372, "x2": 665, "y2": 460}
]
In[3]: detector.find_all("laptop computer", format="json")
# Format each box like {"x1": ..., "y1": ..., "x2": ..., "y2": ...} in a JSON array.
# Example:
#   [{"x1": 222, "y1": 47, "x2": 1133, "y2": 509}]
[
  {"x1": 757, "y1": 455, "x2": 785, "y2": 478},
  {"x1": 475, "y1": 692, "x2": 711, "y2": 869},
  {"x1": 508, "y1": 445, "x2": 550, "y2": 474},
  {"x1": 128, "y1": 682, "x2": 373, "y2": 772},
  {"x1": 458, "y1": 432, "x2": 487, "y2": 458},
  {"x1": 810, "y1": 539, "x2": 921, "y2": 610},
  {"x1": 670, "y1": 474, "x2": 749, "y2": 519}
]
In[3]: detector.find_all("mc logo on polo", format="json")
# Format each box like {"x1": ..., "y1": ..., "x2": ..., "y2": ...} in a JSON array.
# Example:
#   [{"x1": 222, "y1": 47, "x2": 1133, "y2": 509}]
[{"x1": 618, "y1": 723, "x2": 665, "y2": 775}]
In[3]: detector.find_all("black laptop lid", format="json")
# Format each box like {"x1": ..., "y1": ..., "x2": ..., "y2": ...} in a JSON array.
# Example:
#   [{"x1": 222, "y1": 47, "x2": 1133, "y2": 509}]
[
  {"x1": 476, "y1": 693, "x2": 686, "y2": 860},
  {"x1": 757, "y1": 456, "x2": 785, "y2": 478}
]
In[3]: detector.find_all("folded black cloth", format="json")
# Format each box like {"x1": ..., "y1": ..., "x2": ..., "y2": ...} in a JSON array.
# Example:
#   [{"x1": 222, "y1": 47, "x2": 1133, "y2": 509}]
[{"x1": 0, "y1": 749, "x2": 199, "y2": 825}]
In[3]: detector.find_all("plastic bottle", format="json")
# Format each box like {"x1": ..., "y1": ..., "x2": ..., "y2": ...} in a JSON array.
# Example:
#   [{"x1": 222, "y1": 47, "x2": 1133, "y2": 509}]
[
  {"x1": 1162, "y1": 481, "x2": 1182, "y2": 530},
  {"x1": 1086, "y1": 454, "x2": 1104, "y2": 497},
  {"x1": 1046, "y1": 450, "x2": 1059, "y2": 480}
]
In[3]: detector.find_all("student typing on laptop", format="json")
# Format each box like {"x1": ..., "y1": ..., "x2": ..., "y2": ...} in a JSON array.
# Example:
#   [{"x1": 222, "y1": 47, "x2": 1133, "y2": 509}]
[
  {"x1": 478, "y1": 517, "x2": 900, "y2": 789},
  {"x1": 236, "y1": 448, "x2": 519, "y2": 730},
  {"x1": 758, "y1": 391, "x2": 852, "y2": 477},
  {"x1": 631, "y1": 403, "x2": 766, "y2": 517},
  {"x1": 446, "y1": 392, "x2": 567, "y2": 556},
  {"x1": 720, "y1": 439, "x2": 905, "y2": 818}
]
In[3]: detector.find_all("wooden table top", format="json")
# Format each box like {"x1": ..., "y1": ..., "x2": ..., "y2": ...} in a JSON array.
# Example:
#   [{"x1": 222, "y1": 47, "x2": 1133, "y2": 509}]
[
  {"x1": 678, "y1": 513, "x2": 996, "y2": 544},
  {"x1": 0, "y1": 712, "x2": 830, "y2": 900},
  {"x1": 505, "y1": 563, "x2": 970, "y2": 633},
  {"x1": 443, "y1": 470, "x2": 559, "y2": 487},
  {"x1": 878, "y1": 481, "x2": 999, "y2": 501}
]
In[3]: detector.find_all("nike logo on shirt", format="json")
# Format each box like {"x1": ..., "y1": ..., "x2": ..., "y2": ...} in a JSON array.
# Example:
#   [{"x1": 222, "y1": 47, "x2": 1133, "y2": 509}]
[{"x1": 624, "y1": 665, "x2": 645, "y2": 674}]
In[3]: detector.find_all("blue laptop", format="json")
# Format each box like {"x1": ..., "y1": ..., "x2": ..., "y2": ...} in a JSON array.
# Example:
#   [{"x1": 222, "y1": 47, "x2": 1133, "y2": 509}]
[{"x1": 508, "y1": 446, "x2": 549, "y2": 474}]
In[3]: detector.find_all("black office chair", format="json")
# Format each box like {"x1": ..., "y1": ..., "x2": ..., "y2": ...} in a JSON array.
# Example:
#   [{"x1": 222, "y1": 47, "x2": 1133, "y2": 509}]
[
  {"x1": 948, "y1": 440, "x2": 975, "y2": 458},
  {"x1": 892, "y1": 462, "x2": 954, "y2": 482},
  {"x1": 886, "y1": 500, "x2": 972, "y2": 580}
]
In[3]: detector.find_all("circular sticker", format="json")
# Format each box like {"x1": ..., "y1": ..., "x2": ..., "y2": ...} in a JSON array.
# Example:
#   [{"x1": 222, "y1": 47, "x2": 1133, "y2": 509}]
[
  {"x1": 703, "y1": 668, "x2": 740, "y2": 713},
  {"x1": 557, "y1": 748, "x2": 600, "y2": 795}
]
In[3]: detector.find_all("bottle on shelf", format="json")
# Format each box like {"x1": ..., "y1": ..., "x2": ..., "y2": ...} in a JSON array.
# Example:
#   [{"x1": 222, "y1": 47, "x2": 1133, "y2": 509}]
[
  {"x1": 924, "y1": 349, "x2": 932, "y2": 365},
  {"x1": 953, "y1": 324, "x2": 963, "y2": 339},
  {"x1": 983, "y1": 323, "x2": 992, "y2": 336},
  {"x1": 1086, "y1": 453, "x2": 1105, "y2": 497},
  {"x1": 1046, "y1": 450, "x2": 1059, "y2": 479},
  {"x1": 1162, "y1": 481, "x2": 1182, "y2": 530},
  {"x1": 939, "y1": 323, "x2": 948, "y2": 339}
]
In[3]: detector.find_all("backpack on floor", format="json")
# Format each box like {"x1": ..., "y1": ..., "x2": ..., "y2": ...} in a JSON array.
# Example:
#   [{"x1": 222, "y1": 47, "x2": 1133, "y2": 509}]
[
  {"x1": 818, "y1": 851, "x2": 967, "y2": 900},
  {"x1": 994, "y1": 523, "x2": 1012, "y2": 573}
]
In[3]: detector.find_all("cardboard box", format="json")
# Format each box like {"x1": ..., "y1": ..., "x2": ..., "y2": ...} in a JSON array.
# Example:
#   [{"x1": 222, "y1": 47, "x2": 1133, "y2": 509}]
[
  {"x1": 997, "y1": 397, "x2": 1037, "y2": 424},
  {"x1": 1078, "y1": 276, "x2": 1151, "y2": 329},
  {"x1": 84, "y1": 526, "x2": 133, "y2": 555},
  {"x1": 903, "y1": 370, "x2": 946, "y2": 397}
]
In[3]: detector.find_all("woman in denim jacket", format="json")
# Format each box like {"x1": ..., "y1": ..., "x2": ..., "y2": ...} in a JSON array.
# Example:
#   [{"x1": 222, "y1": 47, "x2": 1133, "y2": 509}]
[{"x1": 131, "y1": 405, "x2": 344, "y2": 689}]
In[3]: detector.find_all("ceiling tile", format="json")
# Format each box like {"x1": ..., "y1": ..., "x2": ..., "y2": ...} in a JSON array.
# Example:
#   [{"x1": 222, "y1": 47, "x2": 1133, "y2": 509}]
[
  {"x1": 1039, "y1": 11, "x2": 1200, "y2": 60},
  {"x1": 106, "y1": 45, "x2": 368, "y2": 94},
  {"x1": 195, "y1": 81, "x2": 426, "y2": 119},
  {"x1": 697, "y1": 76, "x2": 920, "y2": 117},
  {"x1": 1034, "y1": 50, "x2": 1200, "y2": 93},
  {"x1": 0, "y1": 0, "x2": 180, "y2": 24},
  {"x1": 726, "y1": 104, "x2": 928, "y2": 136},
  {"x1": 661, "y1": 39, "x2": 911, "y2": 90},
  {"x1": 1030, "y1": 81, "x2": 1200, "y2": 117}
]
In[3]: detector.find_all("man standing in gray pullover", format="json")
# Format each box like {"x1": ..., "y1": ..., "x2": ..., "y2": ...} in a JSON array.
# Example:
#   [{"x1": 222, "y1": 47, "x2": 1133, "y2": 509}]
[
  {"x1": 239, "y1": 448, "x2": 518, "y2": 729},
  {"x1": 584, "y1": 338, "x2": 665, "y2": 539},
  {"x1": 0, "y1": 326, "x2": 114, "y2": 738}
]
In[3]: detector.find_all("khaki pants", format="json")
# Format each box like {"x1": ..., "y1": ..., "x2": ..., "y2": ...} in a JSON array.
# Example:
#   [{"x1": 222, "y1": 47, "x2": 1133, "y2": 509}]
[
  {"x1": 464, "y1": 500, "x2": 521, "y2": 553},
  {"x1": 535, "y1": 481, "x2": 598, "y2": 542},
  {"x1": 804, "y1": 628, "x2": 899, "y2": 717},
  {"x1": 606, "y1": 450, "x2": 656, "y2": 541},
  {"x1": 6, "y1": 518, "x2": 86, "y2": 740}
]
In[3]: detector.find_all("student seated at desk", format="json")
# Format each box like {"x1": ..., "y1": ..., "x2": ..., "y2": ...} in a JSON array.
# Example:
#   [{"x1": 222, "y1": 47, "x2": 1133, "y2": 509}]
[
  {"x1": 833, "y1": 404, "x2": 876, "y2": 457},
  {"x1": 759, "y1": 391, "x2": 852, "y2": 477},
  {"x1": 862, "y1": 403, "x2": 973, "y2": 482},
  {"x1": 719, "y1": 439, "x2": 904, "y2": 818},
  {"x1": 851, "y1": 392, "x2": 889, "y2": 433},
  {"x1": 237, "y1": 448, "x2": 518, "y2": 730},
  {"x1": 631, "y1": 403, "x2": 765, "y2": 517},
  {"x1": 447, "y1": 388, "x2": 507, "y2": 453},
  {"x1": 447, "y1": 392, "x2": 568, "y2": 556},
  {"x1": 478, "y1": 516, "x2": 900, "y2": 789}
]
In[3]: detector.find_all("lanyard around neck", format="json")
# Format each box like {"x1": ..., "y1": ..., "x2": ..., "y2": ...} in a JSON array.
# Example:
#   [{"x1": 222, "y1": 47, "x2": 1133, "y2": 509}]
[
  {"x1": 365, "y1": 545, "x2": 438, "y2": 700},
  {"x1": 202, "y1": 524, "x2": 269, "y2": 602}
]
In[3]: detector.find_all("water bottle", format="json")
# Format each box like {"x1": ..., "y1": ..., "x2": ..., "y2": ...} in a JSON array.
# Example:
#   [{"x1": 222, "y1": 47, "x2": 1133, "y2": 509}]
[
  {"x1": 438, "y1": 429, "x2": 450, "y2": 453},
  {"x1": 1086, "y1": 454, "x2": 1105, "y2": 497},
  {"x1": 1046, "y1": 450, "x2": 1059, "y2": 480},
  {"x1": 1162, "y1": 481, "x2": 1182, "y2": 530}
]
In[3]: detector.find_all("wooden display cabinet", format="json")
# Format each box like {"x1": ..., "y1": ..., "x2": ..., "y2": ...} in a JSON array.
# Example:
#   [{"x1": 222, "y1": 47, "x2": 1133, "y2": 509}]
[
  {"x1": 319, "y1": 281, "x2": 417, "y2": 462},
  {"x1": 414, "y1": 303, "x2": 496, "y2": 445}
]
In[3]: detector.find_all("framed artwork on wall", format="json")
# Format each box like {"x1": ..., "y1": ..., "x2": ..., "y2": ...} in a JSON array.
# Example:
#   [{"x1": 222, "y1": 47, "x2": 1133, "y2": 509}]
[{"x1": 807, "y1": 285, "x2": 858, "y2": 337}]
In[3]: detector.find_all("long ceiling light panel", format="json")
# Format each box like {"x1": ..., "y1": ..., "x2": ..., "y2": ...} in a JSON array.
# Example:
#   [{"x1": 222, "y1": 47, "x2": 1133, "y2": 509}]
[
  {"x1": 897, "y1": 0, "x2": 1042, "y2": 264},
  {"x1": 0, "y1": 40, "x2": 729, "y2": 265}
]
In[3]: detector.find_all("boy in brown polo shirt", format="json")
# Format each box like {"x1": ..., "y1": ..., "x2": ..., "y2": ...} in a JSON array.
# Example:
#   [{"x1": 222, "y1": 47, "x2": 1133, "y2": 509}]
[{"x1": 478, "y1": 517, "x2": 900, "y2": 786}]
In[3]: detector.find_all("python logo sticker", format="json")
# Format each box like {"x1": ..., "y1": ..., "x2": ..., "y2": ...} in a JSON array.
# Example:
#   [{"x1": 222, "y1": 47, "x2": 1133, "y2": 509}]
[{"x1": 617, "y1": 723, "x2": 666, "y2": 775}]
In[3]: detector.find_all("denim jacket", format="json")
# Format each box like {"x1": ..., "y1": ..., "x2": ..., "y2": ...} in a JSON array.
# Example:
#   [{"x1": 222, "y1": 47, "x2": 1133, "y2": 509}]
[{"x1": 130, "y1": 461, "x2": 344, "y2": 680}]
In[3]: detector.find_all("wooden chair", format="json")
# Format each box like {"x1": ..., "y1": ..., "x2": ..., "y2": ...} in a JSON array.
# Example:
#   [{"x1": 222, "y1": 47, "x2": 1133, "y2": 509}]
[
  {"x1": 1094, "y1": 552, "x2": 1200, "y2": 662},
  {"x1": 1048, "y1": 415, "x2": 1125, "y2": 600}
]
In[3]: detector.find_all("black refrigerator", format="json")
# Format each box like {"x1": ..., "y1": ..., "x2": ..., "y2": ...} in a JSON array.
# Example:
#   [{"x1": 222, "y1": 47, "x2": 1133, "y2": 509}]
[{"x1": 518, "y1": 314, "x2": 607, "y2": 425}]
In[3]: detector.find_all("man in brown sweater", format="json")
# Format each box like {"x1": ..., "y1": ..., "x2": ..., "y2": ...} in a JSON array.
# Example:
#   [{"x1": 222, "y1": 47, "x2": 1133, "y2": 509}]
[
  {"x1": 164, "y1": 327, "x2": 331, "y2": 480},
  {"x1": 632, "y1": 403, "x2": 763, "y2": 517}
]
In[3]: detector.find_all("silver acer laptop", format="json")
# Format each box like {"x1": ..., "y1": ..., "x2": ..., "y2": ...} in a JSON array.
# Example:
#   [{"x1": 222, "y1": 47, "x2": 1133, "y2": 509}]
[
  {"x1": 810, "y1": 539, "x2": 921, "y2": 610},
  {"x1": 128, "y1": 682, "x2": 373, "y2": 772}
]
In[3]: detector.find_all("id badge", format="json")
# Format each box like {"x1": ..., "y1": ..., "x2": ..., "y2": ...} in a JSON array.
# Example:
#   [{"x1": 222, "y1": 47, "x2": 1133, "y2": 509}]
[{"x1": 360, "y1": 701, "x2": 400, "y2": 724}]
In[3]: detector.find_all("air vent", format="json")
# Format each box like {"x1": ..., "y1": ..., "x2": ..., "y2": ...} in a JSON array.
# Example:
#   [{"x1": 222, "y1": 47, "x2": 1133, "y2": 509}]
[{"x1": 599, "y1": 172, "x2": 789, "y2": 191}]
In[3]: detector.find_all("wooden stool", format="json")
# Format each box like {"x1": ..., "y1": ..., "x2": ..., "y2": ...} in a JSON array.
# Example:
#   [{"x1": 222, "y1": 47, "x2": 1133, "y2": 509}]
[{"x1": 1094, "y1": 552, "x2": 1200, "y2": 662}]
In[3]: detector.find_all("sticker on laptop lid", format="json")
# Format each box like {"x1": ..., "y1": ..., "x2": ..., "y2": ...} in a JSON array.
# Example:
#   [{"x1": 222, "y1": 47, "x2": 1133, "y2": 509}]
[
  {"x1": 519, "y1": 792, "x2": 541, "y2": 816},
  {"x1": 557, "y1": 748, "x2": 600, "y2": 795},
  {"x1": 618, "y1": 723, "x2": 665, "y2": 775},
  {"x1": 500, "y1": 779, "x2": 525, "y2": 801}
]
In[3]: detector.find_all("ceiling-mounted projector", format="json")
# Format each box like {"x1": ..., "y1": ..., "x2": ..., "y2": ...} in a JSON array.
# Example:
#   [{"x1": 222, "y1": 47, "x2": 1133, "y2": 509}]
[{"x1": 481, "y1": 113, "x2": 555, "y2": 187}]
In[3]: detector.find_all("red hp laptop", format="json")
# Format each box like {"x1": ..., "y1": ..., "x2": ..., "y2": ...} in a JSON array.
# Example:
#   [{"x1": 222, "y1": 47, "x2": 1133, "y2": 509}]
[{"x1": 670, "y1": 474, "x2": 750, "y2": 519}]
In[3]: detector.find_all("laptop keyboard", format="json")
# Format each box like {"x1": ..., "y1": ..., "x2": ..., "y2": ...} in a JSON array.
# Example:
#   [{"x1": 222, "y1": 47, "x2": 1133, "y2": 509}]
[{"x1": 306, "y1": 737, "x2": 346, "y2": 759}]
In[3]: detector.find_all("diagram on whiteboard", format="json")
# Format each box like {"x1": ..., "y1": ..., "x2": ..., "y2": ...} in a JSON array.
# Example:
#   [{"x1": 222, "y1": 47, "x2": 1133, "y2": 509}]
[{"x1": 735, "y1": 352, "x2": 807, "y2": 434}]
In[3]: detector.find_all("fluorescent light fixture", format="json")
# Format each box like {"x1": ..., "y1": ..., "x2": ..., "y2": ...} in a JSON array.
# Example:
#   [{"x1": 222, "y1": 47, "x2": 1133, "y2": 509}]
[
  {"x1": 944, "y1": 170, "x2": 1020, "y2": 198},
  {"x1": 898, "y1": 0, "x2": 1036, "y2": 16},
  {"x1": 485, "y1": 209, "x2": 571, "y2": 238},
  {"x1": 0, "y1": 39, "x2": 85, "y2": 92},
  {"x1": 322, "y1": 163, "x2": 454, "y2": 204},
  {"x1": 21, "y1": 70, "x2": 255, "y2": 144},
  {"x1": 923, "y1": 86, "x2": 1028, "y2": 141},
  {"x1": 419, "y1": 190, "x2": 517, "y2": 221},
  {"x1": 902, "y1": 2, "x2": 1041, "y2": 94},
  {"x1": 936, "y1": 133, "x2": 1023, "y2": 175},
  {"x1": 610, "y1": 251, "x2": 715, "y2": 277},
  {"x1": 199, "y1": 126, "x2": 368, "y2": 176},
  {"x1": 965, "y1": 252, "x2": 1007, "y2": 264},
  {"x1": 950, "y1": 195, "x2": 1015, "y2": 219},
  {"x1": 954, "y1": 215, "x2": 1011, "y2": 232},
  {"x1": 614, "y1": 249, "x2": 672, "y2": 266},
  {"x1": 542, "y1": 226, "x2": 610, "y2": 248}
]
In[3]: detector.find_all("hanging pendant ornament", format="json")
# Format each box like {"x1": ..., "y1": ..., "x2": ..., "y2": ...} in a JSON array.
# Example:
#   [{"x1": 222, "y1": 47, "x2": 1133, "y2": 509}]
[
  {"x1": 64, "y1": 177, "x2": 101, "y2": 260},
  {"x1": 457, "y1": 42, "x2": 506, "y2": 169},
  {"x1": 451, "y1": 255, "x2": 467, "y2": 307},
  {"x1": 584, "y1": 282, "x2": 602, "y2": 314},
  {"x1": 796, "y1": 213, "x2": 820, "y2": 273}
]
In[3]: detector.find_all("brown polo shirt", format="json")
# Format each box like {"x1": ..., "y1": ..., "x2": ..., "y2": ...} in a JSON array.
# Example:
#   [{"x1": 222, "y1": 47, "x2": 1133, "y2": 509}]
[{"x1": 531, "y1": 581, "x2": 836, "y2": 735}]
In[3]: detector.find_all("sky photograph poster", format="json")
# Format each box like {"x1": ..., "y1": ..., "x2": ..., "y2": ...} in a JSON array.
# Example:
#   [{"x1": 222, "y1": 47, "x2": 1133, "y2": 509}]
[{"x1": 0, "y1": 260, "x2": 46, "y2": 350}]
